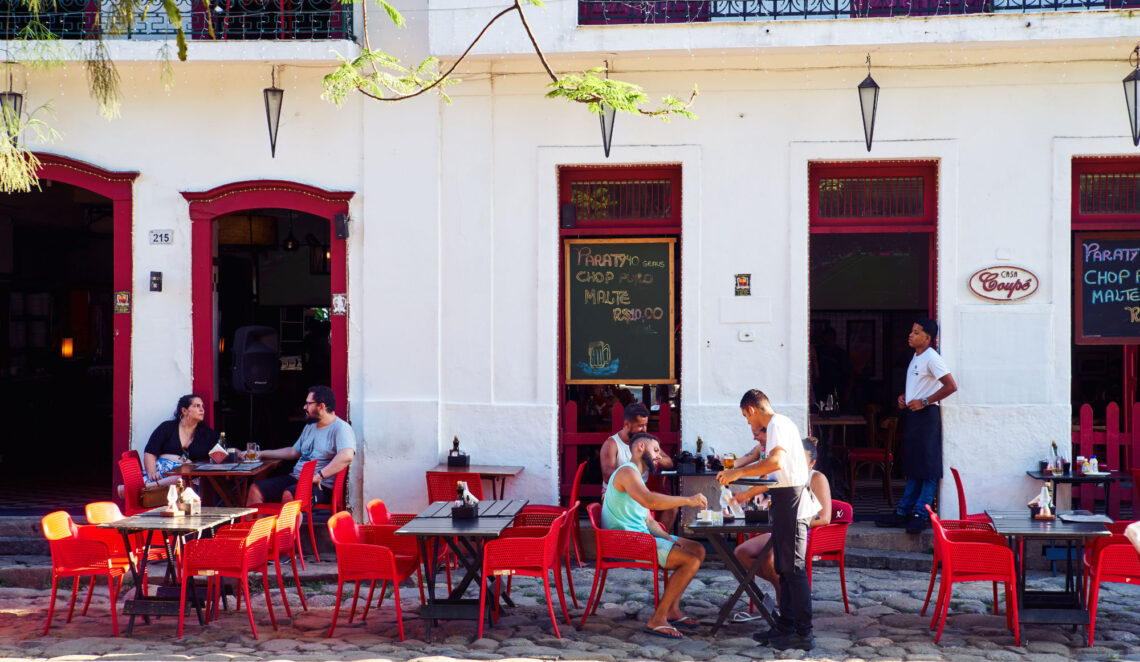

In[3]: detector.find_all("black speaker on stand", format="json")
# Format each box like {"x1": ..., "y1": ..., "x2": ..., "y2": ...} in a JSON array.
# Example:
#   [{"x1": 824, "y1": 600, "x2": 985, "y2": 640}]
[{"x1": 232, "y1": 325, "x2": 279, "y2": 448}]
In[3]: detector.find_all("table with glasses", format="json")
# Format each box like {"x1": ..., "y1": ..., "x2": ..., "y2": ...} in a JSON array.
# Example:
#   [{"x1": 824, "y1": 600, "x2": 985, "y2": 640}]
[
  {"x1": 1025, "y1": 470, "x2": 1129, "y2": 516},
  {"x1": 167, "y1": 460, "x2": 281, "y2": 507},
  {"x1": 427, "y1": 464, "x2": 525, "y2": 500},
  {"x1": 985, "y1": 509, "x2": 1111, "y2": 629},
  {"x1": 395, "y1": 499, "x2": 528, "y2": 639},
  {"x1": 682, "y1": 515, "x2": 777, "y2": 633},
  {"x1": 98, "y1": 506, "x2": 256, "y2": 634}
]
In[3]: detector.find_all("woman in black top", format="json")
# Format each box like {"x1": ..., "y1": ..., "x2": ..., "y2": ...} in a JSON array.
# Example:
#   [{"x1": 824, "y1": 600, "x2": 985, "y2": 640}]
[{"x1": 143, "y1": 394, "x2": 220, "y2": 485}]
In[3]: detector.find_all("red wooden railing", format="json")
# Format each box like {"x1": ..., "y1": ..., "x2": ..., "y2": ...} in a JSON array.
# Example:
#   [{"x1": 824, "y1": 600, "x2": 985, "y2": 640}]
[
  {"x1": 560, "y1": 400, "x2": 680, "y2": 505},
  {"x1": 1072, "y1": 402, "x2": 1139, "y2": 519}
]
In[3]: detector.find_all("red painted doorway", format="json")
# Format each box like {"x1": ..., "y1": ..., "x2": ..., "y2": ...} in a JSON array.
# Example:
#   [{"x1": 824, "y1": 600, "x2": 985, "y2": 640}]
[{"x1": 183, "y1": 181, "x2": 353, "y2": 441}]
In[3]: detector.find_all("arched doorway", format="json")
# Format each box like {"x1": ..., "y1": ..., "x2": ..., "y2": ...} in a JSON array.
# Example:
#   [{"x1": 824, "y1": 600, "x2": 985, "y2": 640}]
[
  {"x1": 182, "y1": 181, "x2": 353, "y2": 433},
  {"x1": 0, "y1": 154, "x2": 136, "y2": 511}
]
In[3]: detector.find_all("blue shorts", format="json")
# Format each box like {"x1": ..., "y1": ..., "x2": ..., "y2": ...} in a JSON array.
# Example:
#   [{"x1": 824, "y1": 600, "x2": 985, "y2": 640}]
[{"x1": 655, "y1": 537, "x2": 675, "y2": 567}]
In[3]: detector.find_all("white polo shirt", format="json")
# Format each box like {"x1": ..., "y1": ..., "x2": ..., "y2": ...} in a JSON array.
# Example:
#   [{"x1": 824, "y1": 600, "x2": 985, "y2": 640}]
[{"x1": 905, "y1": 347, "x2": 950, "y2": 404}]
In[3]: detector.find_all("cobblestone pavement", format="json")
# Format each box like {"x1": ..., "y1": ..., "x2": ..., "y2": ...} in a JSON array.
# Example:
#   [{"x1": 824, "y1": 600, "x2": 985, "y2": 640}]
[{"x1": 1, "y1": 564, "x2": 1138, "y2": 661}]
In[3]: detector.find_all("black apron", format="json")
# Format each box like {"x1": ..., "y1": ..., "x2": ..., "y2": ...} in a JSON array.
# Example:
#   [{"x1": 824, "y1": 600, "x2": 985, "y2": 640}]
[{"x1": 902, "y1": 405, "x2": 943, "y2": 480}]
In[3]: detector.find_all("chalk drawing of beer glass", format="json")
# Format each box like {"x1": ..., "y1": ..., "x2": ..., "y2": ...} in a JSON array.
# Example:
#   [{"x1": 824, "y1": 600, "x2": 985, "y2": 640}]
[{"x1": 587, "y1": 341, "x2": 612, "y2": 370}]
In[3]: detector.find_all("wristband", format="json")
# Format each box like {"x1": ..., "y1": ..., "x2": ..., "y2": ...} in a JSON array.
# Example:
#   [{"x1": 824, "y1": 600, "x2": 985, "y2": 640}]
[{"x1": 317, "y1": 470, "x2": 324, "y2": 481}]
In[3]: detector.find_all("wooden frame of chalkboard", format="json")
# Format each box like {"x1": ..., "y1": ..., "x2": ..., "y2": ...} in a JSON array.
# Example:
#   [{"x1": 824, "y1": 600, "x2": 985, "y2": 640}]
[
  {"x1": 1074, "y1": 231, "x2": 1140, "y2": 345},
  {"x1": 563, "y1": 237, "x2": 676, "y2": 384}
]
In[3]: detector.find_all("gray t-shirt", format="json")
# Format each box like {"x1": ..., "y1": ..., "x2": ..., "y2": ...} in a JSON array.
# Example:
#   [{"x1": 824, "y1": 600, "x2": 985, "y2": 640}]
[{"x1": 291, "y1": 417, "x2": 356, "y2": 489}]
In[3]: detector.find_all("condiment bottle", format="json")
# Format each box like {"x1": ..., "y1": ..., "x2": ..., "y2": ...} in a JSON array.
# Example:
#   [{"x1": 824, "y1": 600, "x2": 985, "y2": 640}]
[
  {"x1": 456, "y1": 481, "x2": 464, "y2": 506},
  {"x1": 696, "y1": 436, "x2": 703, "y2": 454},
  {"x1": 1089, "y1": 455, "x2": 1099, "y2": 473}
]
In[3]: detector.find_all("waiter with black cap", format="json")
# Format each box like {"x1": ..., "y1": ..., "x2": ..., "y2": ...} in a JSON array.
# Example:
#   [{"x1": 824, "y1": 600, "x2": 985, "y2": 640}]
[{"x1": 876, "y1": 318, "x2": 957, "y2": 534}]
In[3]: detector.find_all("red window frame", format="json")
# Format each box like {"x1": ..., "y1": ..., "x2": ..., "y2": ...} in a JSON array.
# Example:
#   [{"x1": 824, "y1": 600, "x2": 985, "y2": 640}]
[
  {"x1": 559, "y1": 164, "x2": 682, "y2": 236},
  {"x1": 1072, "y1": 157, "x2": 1140, "y2": 230},
  {"x1": 809, "y1": 161, "x2": 938, "y2": 234}
]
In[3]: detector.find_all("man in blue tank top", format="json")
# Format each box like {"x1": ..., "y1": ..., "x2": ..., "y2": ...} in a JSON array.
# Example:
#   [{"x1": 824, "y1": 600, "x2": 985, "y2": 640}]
[{"x1": 604, "y1": 432, "x2": 708, "y2": 640}]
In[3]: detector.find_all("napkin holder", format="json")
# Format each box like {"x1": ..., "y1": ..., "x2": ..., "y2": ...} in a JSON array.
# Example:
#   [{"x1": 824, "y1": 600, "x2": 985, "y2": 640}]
[
  {"x1": 451, "y1": 503, "x2": 478, "y2": 519},
  {"x1": 181, "y1": 500, "x2": 201, "y2": 516},
  {"x1": 448, "y1": 450, "x2": 470, "y2": 468},
  {"x1": 745, "y1": 509, "x2": 769, "y2": 524}
]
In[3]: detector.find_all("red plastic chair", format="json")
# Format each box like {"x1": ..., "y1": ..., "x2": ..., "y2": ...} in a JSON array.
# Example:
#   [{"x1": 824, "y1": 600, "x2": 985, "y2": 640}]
[
  {"x1": 519, "y1": 461, "x2": 588, "y2": 567},
  {"x1": 480, "y1": 510, "x2": 571, "y2": 638},
  {"x1": 367, "y1": 498, "x2": 445, "y2": 595},
  {"x1": 580, "y1": 502, "x2": 667, "y2": 627},
  {"x1": 179, "y1": 516, "x2": 277, "y2": 638},
  {"x1": 926, "y1": 506, "x2": 1019, "y2": 645},
  {"x1": 426, "y1": 471, "x2": 484, "y2": 502},
  {"x1": 806, "y1": 499, "x2": 854, "y2": 613},
  {"x1": 41, "y1": 511, "x2": 128, "y2": 637},
  {"x1": 326, "y1": 511, "x2": 422, "y2": 640},
  {"x1": 920, "y1": 516, "x2": 1002, "y2": 617},
  {"x1": 950, "y1": 467, "x2": 992, "y2": 523},
  {"x1": 217, "y1": 501, "x2": 308, "y2": 617},
  {"x1": 504, "y1": 501, "x2": 580, "y2": 613},
  {"x1": 313, "y1": 464, "x2": 350, "y2": 519},
  {"x1": 118, "y1": 456, "x2": 148, "y2": 516},
  {"x1": 255, "y1": 459, "x2": 319, "y2": 565},
  {"x1": 1086, "y1": 533, "x2": 1140, "y2": 645}
]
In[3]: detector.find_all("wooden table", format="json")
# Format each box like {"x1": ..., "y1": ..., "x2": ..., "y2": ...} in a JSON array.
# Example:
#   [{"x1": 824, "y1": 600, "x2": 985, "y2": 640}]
[
  {"x1": 1025, "y1": 470, "x2": 1129, "y2": 516},
  {"x1": 395, "y1": 499, "x2": 527, "y2": 640},
  {"x1": 986, "y1": 509, "x2": 1110, "y2": 631},
  {"x1": 98, "y1": 506, "x2": 256, "y2": 634},
  {"x1": 809, "y1": 414, "x2": 866, "y2": 445},
  {"x1": 427, "y1": 464, "x2": 525, "y2": 500},
  {"x1": 682, "y1": 517, "x2": 776, "y2": 633},
  {"x1": 167, "y1": 460, "x2": 281, "y2": 507}
]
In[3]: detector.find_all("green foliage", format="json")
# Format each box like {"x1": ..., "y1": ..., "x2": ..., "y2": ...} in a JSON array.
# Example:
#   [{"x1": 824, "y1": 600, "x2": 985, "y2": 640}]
[
  {"x1": 547, "y1": 67, "x2": 697, "y2": 120},
  {"x1": 85, "y1": 41, "x2": 122, "y2": 120},
  {"x1": 323, "y1": 50, "x2": 455, "y2": 105},
  {"x1": 0, "y1": 102, "x2": 62, "y2": 194}
]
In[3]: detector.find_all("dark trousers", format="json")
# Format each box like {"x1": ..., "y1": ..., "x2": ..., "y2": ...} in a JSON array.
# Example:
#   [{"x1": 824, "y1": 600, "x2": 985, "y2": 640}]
[{"x1": 769, "y1": 486, "x2": 812, "y2": 636}]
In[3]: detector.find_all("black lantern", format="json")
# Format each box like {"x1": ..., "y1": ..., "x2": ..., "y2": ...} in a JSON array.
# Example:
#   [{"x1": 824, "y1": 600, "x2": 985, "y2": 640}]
[
  {"x1": 263, "y1": 66, "x2": 283, "y2": 158},
  {"x1": 0, "y1": 68, "x2": 23, "y2": 147},
  {"x1": 282, "y1": 211, "x2": 299, "y2": 251},
  {"x1": 858, "y1": 54, "x2": 879, "y2": 152},
  {"x1": 1124, "y1": 46, "x2": 1140, "y2": 147},
  {"x1": 599, "y1": 103, "x2": 616, "y2": 158}
]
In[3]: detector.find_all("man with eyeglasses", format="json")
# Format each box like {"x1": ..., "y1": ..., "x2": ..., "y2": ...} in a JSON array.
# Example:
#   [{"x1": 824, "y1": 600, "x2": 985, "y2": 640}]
[{"x1": 246, "y1": 385, "x2": 356, "y2": 507}]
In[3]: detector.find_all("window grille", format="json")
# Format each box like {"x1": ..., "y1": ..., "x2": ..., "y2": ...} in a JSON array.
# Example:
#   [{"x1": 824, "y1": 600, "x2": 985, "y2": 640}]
[
  {"x1": 817, "y1": 176, "x2": 924, "y2": 219},
  {"x1": 569, "y1": 179, "x2": 672, "y2": 221},
  {"x1": 1078, "y1": 173, "x2": 1140, "y2": 216}
]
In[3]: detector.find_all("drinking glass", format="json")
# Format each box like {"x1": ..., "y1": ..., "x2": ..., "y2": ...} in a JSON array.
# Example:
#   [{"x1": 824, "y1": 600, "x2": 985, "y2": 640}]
[
  {"x1": 723, "y1": 453, "x2": 736, "y2": 470},
  {"x1": 1050, "y1": 461, "x2": 1062, "y2": 477},
  {"x1": 245, "y1": 442, "x2": 260, "y2": 462}
]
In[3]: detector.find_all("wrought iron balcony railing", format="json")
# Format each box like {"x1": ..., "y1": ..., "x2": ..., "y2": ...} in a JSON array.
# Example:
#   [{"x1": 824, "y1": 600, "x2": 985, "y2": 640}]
[
  {"x1": 0, "y1": 0, "x2": 352, "y2": 40},
  {"x1": 579, "y1": 0, "x2": 1134, "y2": 23}
]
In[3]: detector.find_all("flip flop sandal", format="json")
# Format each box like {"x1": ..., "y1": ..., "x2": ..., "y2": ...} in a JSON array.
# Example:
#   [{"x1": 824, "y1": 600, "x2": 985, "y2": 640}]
[
  {"x1": 732, "y1": 611, "x2": 765, "y2": 623},
  {"x1": 671, "y1": 616, "x2": 702, "y2": 629},
  {"x1": 645, "y1": 625, "x2": 684, "y2": 639}
]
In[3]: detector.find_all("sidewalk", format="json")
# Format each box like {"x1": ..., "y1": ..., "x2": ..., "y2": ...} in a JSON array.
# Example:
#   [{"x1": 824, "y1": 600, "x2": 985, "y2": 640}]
[{"x1": 0, "y1": 561, "x2": 1137, "y2": 661}]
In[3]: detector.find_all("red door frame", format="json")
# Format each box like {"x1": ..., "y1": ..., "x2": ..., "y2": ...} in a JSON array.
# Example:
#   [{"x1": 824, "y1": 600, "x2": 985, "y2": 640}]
[
  {"x1": 556, "y1": 165, "x2": 683, "y2": 503},
  {"x1": 808, "y1": 160, "x2": 940, "y2": 320},
  {"x1": 30, "y1": 154, "x2": 138, "y2": 495},
  {"x1": 182, "y1": 180, "x2": 354, "y2": 424},
  {"x1": 1071, "y1": 157, "x2": 1140, "y2": 429}
]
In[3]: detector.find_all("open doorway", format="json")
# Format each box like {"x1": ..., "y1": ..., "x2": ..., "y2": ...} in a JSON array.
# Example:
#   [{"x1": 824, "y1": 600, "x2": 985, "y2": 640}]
[
  {"x1": 213, "y1": 210, "x2": 332, "y2": 453},
  {"x1": 0, "y1": 181, "x2": 115, "y2": 513},
  {"x1": 808, "y1": 161, "x2": 938, "y2": 520}
]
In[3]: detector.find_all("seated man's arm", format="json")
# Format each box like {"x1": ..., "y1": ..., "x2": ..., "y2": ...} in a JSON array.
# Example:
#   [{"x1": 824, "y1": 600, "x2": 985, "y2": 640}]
[
  {"x1": 1126, "y1": 521, "x2": 1140, "y2": 553},
  {"x1": 614, "y1": 465, "x2": 705, "y2": 513},
  {"x1": 646, "y1": 514, "x2": 673, "y2": 541},
  {"x1": 599, "y1": 438, "x2": 620, "y2": 487},
  {"x1": 718, "y1": 447, "x2": 785, "y2": 484},
  {"x1": 260, "y1": 446, "x2": 302, "y2": 461},
  {"x1": 314, "y1": 448, "x2": 355, "y2": 484},
  {"x1": 730, "y1": 485, "x2": 769, "y2": 507},
  {"x1": 735, "y1": 444, "x2": 764, "y2": 469}
]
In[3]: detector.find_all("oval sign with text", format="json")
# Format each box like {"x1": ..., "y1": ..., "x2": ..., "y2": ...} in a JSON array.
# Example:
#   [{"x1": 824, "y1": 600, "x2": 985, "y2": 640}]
[{"x1": 968, "y1": 265, "x2": 1039, "y2": 302}]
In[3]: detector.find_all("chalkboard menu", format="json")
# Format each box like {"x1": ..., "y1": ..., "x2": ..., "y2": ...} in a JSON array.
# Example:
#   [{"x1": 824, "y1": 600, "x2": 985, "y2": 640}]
[
  {"x1": 564, "y1": 238, "x2": 676, "y2": 384},
  {"x1": 1075, "y1": 232, "x2": 1140, "y2": 345}
]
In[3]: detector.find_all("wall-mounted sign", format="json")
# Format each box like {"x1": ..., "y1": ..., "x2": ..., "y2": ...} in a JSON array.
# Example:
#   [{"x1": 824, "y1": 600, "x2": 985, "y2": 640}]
[
  {"x1": 735, "y1": 274, "x2": 751, "y2": 296},
  {"x1": 148, "y1": 229, "x2": 174, "y2": 245},
  {"x1": 331, "y1": 293, "x2": 347, "y2": 316},
  {"x1": 967, "y1": 265, "x2": 1038, "y2": 302},
  {"x1": 114, "y1": 291, "x2": 131, "y2": 314}
]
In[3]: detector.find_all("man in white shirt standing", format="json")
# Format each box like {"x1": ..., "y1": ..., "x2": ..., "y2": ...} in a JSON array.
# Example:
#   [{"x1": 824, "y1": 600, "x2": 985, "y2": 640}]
[
  {"x1": 877, "y1": 318, "x2": 958, "y2": 534},
  {"x1": 719, "y1": 389, "x2": 819, "y2": 650}
]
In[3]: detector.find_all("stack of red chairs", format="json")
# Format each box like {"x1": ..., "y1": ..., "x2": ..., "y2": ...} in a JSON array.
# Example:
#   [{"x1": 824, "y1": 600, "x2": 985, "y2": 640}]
[
  {"x1": 920, "y1": 515, "x2": 1001, "y2": 617},
  {"x1": 41, "y1": 511, "x2": 129, "y2": 637},
  {"x1": 950, "y1": 467, "x2": 992, "y2": 523},
  {"x1": 178, "y1": 516, "x2": 278, "y2": 638},
  {"x1": 326, "y1": 511, "x2": 423, "y2": 640},
  {"x1": 925, "y1": 505, "x2": 1019, "y2": 644}
]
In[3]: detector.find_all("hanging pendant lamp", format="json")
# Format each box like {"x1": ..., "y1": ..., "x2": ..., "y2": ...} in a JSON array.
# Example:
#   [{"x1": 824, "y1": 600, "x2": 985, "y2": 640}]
[
  {"x1": 263, "y1": 66, "x2": 283, "y2": 158},
  {"x1": 1124, "y1": 46, "x2": 1140, "y2": 147},
  {"x1": 858, "y1": 54, "x2": 880, "y2": 152},
  {"x1": 599, "y1": 60, "x2": 616, "y2": 158},
  {"x1": 282, "y1": 211, "x2": 299, "y2": 251},
  {"x1": 0, "y1": 65, "x2": 23, "y2": 148}
]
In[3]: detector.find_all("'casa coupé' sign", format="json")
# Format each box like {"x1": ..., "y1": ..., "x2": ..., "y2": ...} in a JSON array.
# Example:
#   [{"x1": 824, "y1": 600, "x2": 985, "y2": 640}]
[{"x1": 968, "y1": 266, "x2": 1039, "y2": 302}]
